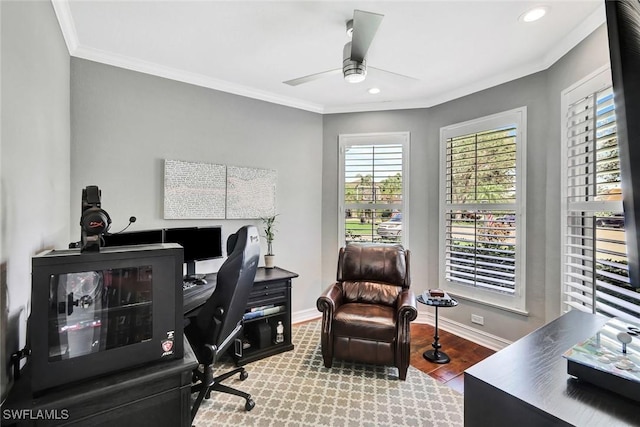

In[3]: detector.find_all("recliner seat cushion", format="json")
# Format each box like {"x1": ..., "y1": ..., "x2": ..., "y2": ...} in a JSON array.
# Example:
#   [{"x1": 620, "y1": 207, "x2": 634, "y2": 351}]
[
  {"x1": 341, "y1": 281, "x2": 401, "y2": 306},
  {"x1": 333, "y1": 303, "x2": 396, "y2": 342}
]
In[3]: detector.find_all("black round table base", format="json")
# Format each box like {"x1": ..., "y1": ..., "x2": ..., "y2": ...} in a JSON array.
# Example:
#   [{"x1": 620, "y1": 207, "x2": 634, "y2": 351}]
[{"x1": 423, "y1": 349, "x2": 450, "y2": 364}]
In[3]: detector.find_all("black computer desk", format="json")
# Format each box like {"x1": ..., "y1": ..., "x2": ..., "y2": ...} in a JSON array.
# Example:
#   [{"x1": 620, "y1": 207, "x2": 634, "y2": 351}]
[
  {"x1": 183, "y1": 266, "x2": 298, "y2": 365},
  {"x1": 183, "y1": 278, "x2": 217, "y2": 315},
  {"x1": 183, "y1": 267, "x2": 298, "y2": 315}
]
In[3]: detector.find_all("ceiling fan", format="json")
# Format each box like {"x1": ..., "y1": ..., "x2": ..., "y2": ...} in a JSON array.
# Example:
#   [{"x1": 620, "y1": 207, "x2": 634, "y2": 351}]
[{"x1": 283, "y1": 9, "x2": 416, "y2": 86}]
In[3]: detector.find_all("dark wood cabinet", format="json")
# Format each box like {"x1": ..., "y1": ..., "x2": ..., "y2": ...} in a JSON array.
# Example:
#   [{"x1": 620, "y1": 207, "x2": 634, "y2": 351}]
[
  {"x1": 235, "y1": 267, "x2": 298, "y2": 365},
  {"x1": 1, "y1": 339, "x2": 198, "y2": 426}
]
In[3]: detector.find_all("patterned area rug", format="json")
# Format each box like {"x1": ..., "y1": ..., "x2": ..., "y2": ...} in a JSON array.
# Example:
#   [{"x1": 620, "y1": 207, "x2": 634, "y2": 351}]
[{"x1": 193, "y1": 321, "x2": 463, "y2": 427}]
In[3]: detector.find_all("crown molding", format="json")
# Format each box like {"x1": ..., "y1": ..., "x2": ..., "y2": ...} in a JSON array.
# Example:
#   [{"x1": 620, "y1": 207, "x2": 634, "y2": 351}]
[
  {"x1": 71, "y1": 45, "x2": 325, "y2": 114},
  {"x1": 541, "y1": 2, "x2": 606, "y2": 70},
  {"x1": 51, "y1": 0, "x2": 606, "y2": 115},
  {"x1": 324, "y1": 6, "x2": 606, "y2": 114},
  {"x1": 51, "y1": 0, "x2": 78, "y2": 53},
  {"x1": 51, "y1": 0, "x2": 324, "y2": 113},
  {"x1": 323, "y1": 58, "x2": 549, "y2": 114}
]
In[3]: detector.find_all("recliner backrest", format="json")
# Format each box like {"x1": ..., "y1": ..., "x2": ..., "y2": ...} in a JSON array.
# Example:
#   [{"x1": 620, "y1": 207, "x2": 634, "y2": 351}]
[
  {"x1": 195, "y1": 225, "x2": 260, "y2": 348},
  {"x1": 336, "y1": 243, "x2": 410, "y2": 306}
]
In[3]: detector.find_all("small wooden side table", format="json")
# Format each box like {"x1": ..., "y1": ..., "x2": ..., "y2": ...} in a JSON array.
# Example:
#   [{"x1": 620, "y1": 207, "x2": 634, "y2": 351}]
[{"x1": 417, "y1": 294, "x2": 458, "y2": 364}]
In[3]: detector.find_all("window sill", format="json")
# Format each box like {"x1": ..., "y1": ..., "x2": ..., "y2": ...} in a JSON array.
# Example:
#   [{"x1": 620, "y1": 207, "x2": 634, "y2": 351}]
[{"x1": 447, "y1": 292, "x2": 530, "y2": 317}]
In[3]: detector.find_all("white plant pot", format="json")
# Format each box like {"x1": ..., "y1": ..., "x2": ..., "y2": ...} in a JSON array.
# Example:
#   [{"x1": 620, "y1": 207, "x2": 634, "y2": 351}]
[{"x1": 264, "y1": 254, "x2": 275, "y2": 269}]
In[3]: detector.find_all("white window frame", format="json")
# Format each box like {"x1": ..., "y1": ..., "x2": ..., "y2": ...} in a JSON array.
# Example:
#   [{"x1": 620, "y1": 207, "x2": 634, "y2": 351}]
[
  {"x1": 338, "y1": 132, "x2": 410, "y2": 249},
  {"x1": 439, "y1": 107, "x2": 527, "y2": 313},
  {"x1": 560, "y1": 65, "x2": 639, "y2": 321}
]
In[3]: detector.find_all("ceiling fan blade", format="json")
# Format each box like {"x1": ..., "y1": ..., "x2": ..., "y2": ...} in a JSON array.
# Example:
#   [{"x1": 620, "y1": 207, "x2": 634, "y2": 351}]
[
  {"x1": 350, "y1": 10, "x2": 384, "y2": 63},
  {"x1": 283, "y1": 68, "x2": 342, "y2": 86},
  {"x1": 368, "y1": 66, "x2": 419, "y2": 82}
]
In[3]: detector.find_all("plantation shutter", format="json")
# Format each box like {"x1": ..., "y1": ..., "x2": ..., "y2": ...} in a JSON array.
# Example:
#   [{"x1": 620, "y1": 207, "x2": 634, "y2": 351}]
[
  {"x1": 444, "y1": 127, "x2": 519, "y2": 294},
  {"x1": 563, "y1": 86, "x2": 640, "y2": 322},
  {"x1": 340, "y1": 135, "x2": 408, "y2": 245}
]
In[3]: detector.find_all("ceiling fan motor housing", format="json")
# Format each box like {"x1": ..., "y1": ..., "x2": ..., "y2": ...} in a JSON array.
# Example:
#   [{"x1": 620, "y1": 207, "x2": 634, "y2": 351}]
[{"x1": 343, "y1": 41, "x2": 367, "y2": 83}]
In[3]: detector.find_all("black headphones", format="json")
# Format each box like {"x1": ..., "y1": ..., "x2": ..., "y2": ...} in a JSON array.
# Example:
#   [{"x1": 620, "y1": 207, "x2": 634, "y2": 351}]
[{"x1": 80, "y1": 185, "x2": 111, "y2": 236}]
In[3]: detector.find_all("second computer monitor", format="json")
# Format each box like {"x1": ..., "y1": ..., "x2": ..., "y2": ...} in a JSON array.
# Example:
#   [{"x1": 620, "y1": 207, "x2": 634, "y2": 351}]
[{"x1": 163, "y1": 226, "x2": 223, "y2": 276}]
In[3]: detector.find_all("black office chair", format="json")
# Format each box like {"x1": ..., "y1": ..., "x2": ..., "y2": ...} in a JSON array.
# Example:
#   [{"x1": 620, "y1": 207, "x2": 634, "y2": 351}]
[{"x1": 184, "y1": 225, "x2": 260, "y2": 422}]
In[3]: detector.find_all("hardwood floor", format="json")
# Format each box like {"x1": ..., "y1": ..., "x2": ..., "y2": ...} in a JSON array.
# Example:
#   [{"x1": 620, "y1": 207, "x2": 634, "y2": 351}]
[{"x1": 410, "y1": 322, "x2": 495, "y2": 394}]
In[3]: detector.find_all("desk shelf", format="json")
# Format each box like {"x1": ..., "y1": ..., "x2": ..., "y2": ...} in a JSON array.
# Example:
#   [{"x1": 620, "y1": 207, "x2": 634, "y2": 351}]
[
  {"x1": 235, "y1": 267, "x2": 298, "y2": 366},
  {"x1": 183, "y1": 267, "x2": 298, "y2": 366}
]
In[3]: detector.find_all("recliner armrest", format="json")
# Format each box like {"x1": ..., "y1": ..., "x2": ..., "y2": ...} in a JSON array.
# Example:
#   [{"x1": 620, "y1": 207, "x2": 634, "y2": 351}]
[
  {"x1": 396, "y1": 289, "x2": 418, "y2": 323},
  {"x1": 316, "y1": 283, "x2": 343, "y2": 315}
]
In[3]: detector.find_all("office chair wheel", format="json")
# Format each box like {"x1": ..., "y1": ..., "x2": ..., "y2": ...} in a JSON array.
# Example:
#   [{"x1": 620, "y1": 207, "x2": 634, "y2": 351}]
[
  {"x1": 240, "y1": 371, "x2": 249, "y2": 381},
  {"x1": 245, "y1": 398, "x2": 255, "y2": 411}
]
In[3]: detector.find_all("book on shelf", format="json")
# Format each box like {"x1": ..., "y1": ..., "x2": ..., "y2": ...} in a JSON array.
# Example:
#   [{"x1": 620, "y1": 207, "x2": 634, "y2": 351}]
[
  {"x1": 243, "y1": 305, "x2": 284, "y2": 321},
  {"x1": 250, "y1": 304, "x2": 275, "y2": 312}
]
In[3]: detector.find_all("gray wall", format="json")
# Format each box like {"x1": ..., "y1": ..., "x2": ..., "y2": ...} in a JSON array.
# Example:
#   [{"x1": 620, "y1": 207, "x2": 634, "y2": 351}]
[
  {"x1": 429, "y1": 72, "x2": 550, "y2": 340},
  {"x1": 71, "y1": 59, "x2": 324, "y2": 316},
  {"x1": 321, "y1": 109, "x2": 432, "y2": 289},
  {"x1": 0, "y1": 6, "x2": 613, "y2": 402},
  {"x1": 544, "y1": 24, "x2": 611, "y2": 321},
  {"x1": 322, "y1": 25, "x2": 611, "y2": 342},
  {"x1": 0, "y1": 0, "x2": 70, "y2": 399}
]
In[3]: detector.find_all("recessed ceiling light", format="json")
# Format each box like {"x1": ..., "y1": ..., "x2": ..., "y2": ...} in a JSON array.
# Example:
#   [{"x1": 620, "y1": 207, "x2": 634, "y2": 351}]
[
  {"x1": 368, "y1": 87, "x2": 381, "y2": 94},
  {"x1": 520, "y1": 6, "x2": 548, "y2": 23}
]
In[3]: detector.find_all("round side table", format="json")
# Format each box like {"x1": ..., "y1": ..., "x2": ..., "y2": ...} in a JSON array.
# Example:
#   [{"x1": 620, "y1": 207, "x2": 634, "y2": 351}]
[{"x1": 417, "y1": 294, "x2": 458, "y2": 364}]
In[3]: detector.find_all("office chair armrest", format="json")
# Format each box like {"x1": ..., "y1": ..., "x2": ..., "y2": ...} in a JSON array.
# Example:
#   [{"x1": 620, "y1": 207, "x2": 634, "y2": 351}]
[
  {"x1": 396, "y1": 289, "x2": 418, "y2": 323},
  {"x1": 316, "y1": 282, "x2": 343, "y2": 315}
]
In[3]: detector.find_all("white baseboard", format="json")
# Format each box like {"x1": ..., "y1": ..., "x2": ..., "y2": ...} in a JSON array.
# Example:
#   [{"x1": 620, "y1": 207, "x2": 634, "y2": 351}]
[
  {"x1": 292, "y1": 308, "x2": 511, "y2": 351},
  {"x1": 293, "y1": 308, "x2": 321, "y2": 324},
  {"x1": 415, "y1": 312, "x2": 511, "y2": 352}
]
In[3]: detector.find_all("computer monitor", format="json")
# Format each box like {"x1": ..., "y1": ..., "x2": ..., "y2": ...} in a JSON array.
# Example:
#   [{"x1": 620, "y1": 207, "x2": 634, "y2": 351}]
[
  {"x1": 163, "y1": 227, "x2": 223, "y2": 277},
  {"x1": 102, "y1": 229, "x2": 164, "y2": 247}
]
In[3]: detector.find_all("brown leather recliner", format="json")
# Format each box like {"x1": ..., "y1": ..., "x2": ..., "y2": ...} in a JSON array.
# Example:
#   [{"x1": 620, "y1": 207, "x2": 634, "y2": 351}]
[{"x1": 316, "y1": 243, "x2": 418, "y2": 380}]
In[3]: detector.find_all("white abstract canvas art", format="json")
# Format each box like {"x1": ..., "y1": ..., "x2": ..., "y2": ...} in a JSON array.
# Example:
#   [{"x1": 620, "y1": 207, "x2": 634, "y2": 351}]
[
  {"x1": 226, "y1": 166, "x2": 277, "y2": 219},
  {"x1": 163, "y1": 159, "x2": 226, "y2": 219}
]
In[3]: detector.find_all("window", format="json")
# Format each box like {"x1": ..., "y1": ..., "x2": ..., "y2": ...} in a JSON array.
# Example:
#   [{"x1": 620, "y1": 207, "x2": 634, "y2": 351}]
[
  {"x1": 562, "y1": 68, "x2": 640, "y2": 322},
  {"x1": 439, "y1": 108, "x2": 527, "y2": 312},
  {"x1": 338, "y1": 132, "x2": 409, "y2": 247}
]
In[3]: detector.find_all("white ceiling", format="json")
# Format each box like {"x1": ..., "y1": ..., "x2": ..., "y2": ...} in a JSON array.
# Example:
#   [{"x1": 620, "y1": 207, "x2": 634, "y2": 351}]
[{"x1": 52, "y1": 0, "x2": 606, "y2": 114}]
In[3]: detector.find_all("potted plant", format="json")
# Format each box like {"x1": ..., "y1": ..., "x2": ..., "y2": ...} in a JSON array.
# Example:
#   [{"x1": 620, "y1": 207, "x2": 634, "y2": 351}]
[{"x1": 261, "y1": 214, "x2": 277, "y2": 268}]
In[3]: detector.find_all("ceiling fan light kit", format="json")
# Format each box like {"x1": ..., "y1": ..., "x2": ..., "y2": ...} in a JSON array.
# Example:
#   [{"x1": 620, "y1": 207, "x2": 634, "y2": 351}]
[
  {"x1": 343, "y1": 41, "x2": 367, "y2": 83},
  {"x1": 283, "y1": 9, "x2": 414, "y2": 87},
  {"x1": 343, "y1": 66, "x2": 367, "y2": 83}
]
